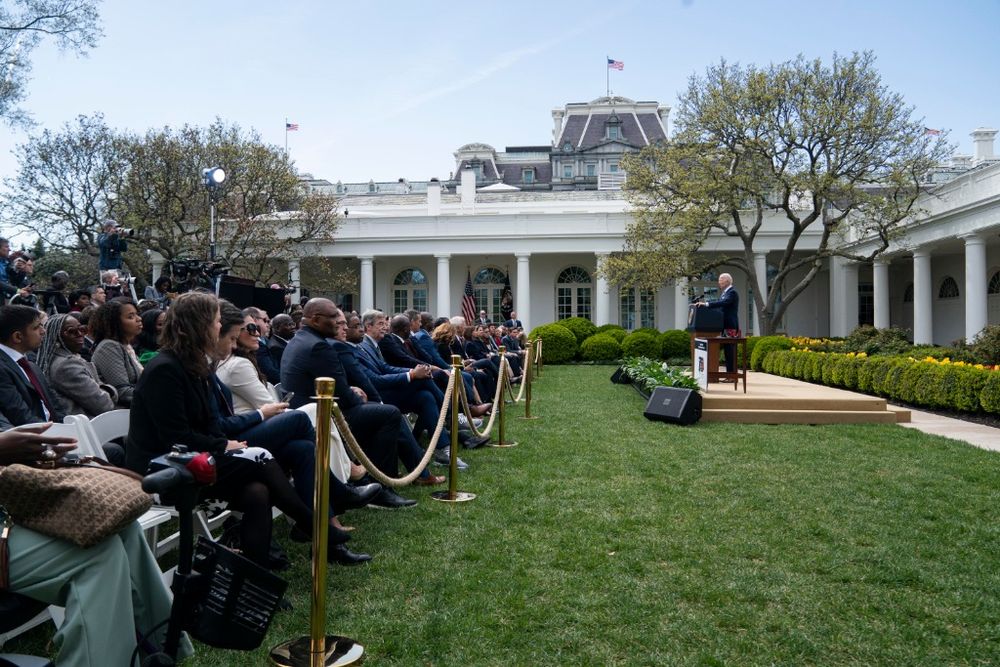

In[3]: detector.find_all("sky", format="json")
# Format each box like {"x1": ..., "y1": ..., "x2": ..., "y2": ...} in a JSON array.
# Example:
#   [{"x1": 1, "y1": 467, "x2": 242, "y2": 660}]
[{"x1": 0, "y1": 0, "x2": 998, "y2": 190}]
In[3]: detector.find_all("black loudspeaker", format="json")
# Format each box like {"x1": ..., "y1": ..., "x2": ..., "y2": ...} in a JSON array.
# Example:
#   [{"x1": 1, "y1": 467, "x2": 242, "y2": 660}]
[
  {"x1": 610, "y1": 366, "x2": 632, "y2": 384},
  {"x1": 643, "y1": 386, "x2": 702, "y2": 425}
]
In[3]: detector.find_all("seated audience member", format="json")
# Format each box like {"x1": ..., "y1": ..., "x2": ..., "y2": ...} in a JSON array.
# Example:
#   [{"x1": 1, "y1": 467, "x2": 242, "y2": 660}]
[
  {"x1": 77, "y1": 304, "x2": 97, "y2": 361},
  {"x1": 212, "y1": 301, "x2": 375, "y2": 563},
  {"x1": 268, "y1": 313, "x2": 296, "y2": 370},
  {"x1": 68, "y1": 288, "x2": 91, "y2": 312},
  {"x1": 244, "y1": 306, "x2": 281, "y2": 384},
  {"x1": 127, "y1": 292, "x2": 356, "y2": 569},
  {"x1": 135, "y1": 307, "x2": 166, "y2": 365},
  {"x1": 89, "y1": 284, "x2": 107, "y2": 306},
  {"x1": 1, "y1": 425, "x2": 194, "y2": 665},
  {"x1": 38, "y1": 313, "x2": 117, "y2": 418},
  {"x1": 502, "y1": 326, "x2": 524, "y2": 355},
  {"x1": 289, "y1": 304, "x2": 304, "y2": 329},
  {"x1": 281, "y1": 298, "x2": 422, "y2": 509},
  {"x1": 449, "y1": 318, "x2": 499, "y2": 396},
  {"x1": 0, "y1": 304, "x2": 66, "y2": 426},
  {"x1": 41, "y1": 270, "x2": 71, "y2": 316},
  {"x1": 101, "y1": 270, "x2": 125, "y2": 299},
  {"x1": 143, "y1": 275, "x2": 173, "y2": 309},
  {"x1": 91, "y1": 298, "x2": 144, "y2": 407},
  {"x1": 398, "y1": 311, "x2": 489, "y2": 411}
]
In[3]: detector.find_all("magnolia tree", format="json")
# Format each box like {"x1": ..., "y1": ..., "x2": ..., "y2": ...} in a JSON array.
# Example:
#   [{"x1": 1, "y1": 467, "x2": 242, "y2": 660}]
[
  {"x1": 2, "y1": 115, "x2": 344, "y2": 288},
  {"x1": 600, "y1": 52, "x2": 951, "y2": 335}
]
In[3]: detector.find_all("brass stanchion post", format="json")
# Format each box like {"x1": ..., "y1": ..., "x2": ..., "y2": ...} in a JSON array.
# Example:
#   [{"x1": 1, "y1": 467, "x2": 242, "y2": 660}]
[
  {"x1": 271, "y1": 378, "x2": 363, "y2": 666},
  {"x1": 535, "y1": 337, "x2": 543, "y2": 377},
  {"x1": 493, "y1": 346, "x2": 517, "y2": 447},
  {"x1": 432, "y1": 357, "x2": 476, "y2": 502},
  {"x1": 520, "y1": 340, "x2": 540, "y2": 420}
]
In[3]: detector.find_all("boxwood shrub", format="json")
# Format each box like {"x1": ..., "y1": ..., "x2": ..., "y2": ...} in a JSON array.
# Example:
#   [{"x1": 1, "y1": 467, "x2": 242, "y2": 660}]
[
  {"x1": 527, "y1": 323, "x2": 577, "y2": 363},
  {"x1": 580, "y1": 333, "x2": 622, "y2": 361},
  {"x1": 557, "y1": 317, "x2": 598, "y2": 346},
  {"x1": 621, "y1": 331, "x2": 661, "y2": 359},
  {"x1": 660, "y1": 329, "x2": 690, "y2": 360},
  {"x1": 980, "y1": 372, "x2": 1000, "y2": 414},
  {"x1": 595, "y1": 324, "x2": 627, "y2": 342},
  {"x1": 749, "y1": 336, "x2": 793, "y2": 371}
]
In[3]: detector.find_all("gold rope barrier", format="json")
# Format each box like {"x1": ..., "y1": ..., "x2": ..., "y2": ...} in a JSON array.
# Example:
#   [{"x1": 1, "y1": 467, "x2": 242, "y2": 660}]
[
  {"x1": 431, "y1": 356, "x2": 476, "y2": 503},
  {"x1": 334, "y1": 366, "x2": 456, "y2": 488},
  {"x1": 520, "y1": 338, "x2": 539, "y2": 420},
  {"x1": 270, "y1": 378, "x2": 363, "y2": 666},
  {"x1": 456, "y1": 354, "x2": 506, "y2": 438}
]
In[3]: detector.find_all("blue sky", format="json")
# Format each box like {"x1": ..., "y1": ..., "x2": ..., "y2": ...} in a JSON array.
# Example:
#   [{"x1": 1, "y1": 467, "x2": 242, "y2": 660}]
[{"x1": 1, "y1": 0, "x2": 998, "y2": 186}]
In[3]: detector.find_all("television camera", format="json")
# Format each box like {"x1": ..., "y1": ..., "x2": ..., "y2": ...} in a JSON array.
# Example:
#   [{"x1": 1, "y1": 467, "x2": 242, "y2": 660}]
[{"x1": 165, "y1": 259, "x2": 230, "y2": 294}]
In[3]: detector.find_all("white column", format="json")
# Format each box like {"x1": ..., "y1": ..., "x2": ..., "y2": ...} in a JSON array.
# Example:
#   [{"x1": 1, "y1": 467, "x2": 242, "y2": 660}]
[
  {"x1": 516, "y1": 252, "x2": 531, "y2": 331},
  {"x1": 674, "y1": 278, "x2": 689, "y2": 330},
  {"x1": 435, "y1": 253, "x2": 451, "y2": 316},
  {"x1": 913, "y1": 249, "x2": 933, "y2": 345},
  {"x1": 359, "y1": 256, "x2": 374, "y2": 312},
  {"x1": 829, "y1": 257, "x2": 859, "y2": 337},
  {"x1": 287, "y1": 258, "x2": 301, "y2": 304},
  {"x1": 873, "y1": 258, "x2": 890, "y2": 329},
  {"x1": 963, "y1": 234, "x2": 988, "y2": 341},
  {"x1": 753, "y1": 252, "x2": 767, "y2": 335},
  {"x1": 594, "y1": 252, "x2": 610, "y2": 326},
  {"x1": 148, "y1": 250, "x2": 165, "y2": 284}
]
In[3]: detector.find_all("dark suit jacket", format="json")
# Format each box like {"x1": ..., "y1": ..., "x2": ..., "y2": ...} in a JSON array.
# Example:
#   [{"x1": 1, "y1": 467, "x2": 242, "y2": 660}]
[
  {"x1": 331, "y1": 341, "x2": 383, "y2": 403},
  {"x1": 706, "y1": 286, "x2": 740, "y2": 331},
  {"x1": 268, "y1": 336, "x2": 288, "y2": 371},
  {"x1": 378, "y1": 334, "x2": 424, "y2": 369},
  {"x1": 0, "y1": 351, "x2": 65, "y2": 426},
  {"x1": 411, "y1": 329, "x2": 450, "y2": 369},
  {"x1": 465, "y1": 339, "x2": 493, "y2": 361},
  {"x1": 126, "y1": 350, "x2": 228, "y2": 473},
  {"x1": 209, "y1": 374, "x2": 264, "y2": 438},
  {"x1": 504, "y1": 319, "x2": 522, "y2": 329},
  {"x1": 280, "y1": 326, "x2": 361, "y2": 412},
  {"x1": 256, "y1": 342, "x2": 281, "y2": 385}
]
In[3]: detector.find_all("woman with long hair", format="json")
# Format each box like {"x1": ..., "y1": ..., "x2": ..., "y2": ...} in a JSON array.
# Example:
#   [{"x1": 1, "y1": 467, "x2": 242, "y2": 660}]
[
  {"x1": 90, "y1": 298, "x2": 143, "y2": 406},
  {"x1": 127, "y1": 292, "x2": 359, "y2": 569},
  {"x1": 37, "y1": 313, "x2": 117, "y2": 417},
  {"x1": 135, "y1": 307, "x2": 166, "y2": 365}
]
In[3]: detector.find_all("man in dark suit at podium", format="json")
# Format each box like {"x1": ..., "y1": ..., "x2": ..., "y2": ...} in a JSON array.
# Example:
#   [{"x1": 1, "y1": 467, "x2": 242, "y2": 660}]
[{"x1": 697, "y1": 273, "x2": 740, "y2": 374}]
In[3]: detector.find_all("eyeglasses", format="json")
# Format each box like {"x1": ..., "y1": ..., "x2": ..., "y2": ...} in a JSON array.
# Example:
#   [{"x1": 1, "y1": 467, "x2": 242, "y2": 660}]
[{"x1": 244, "y1": 323, "x2": 260, "y2": 335}]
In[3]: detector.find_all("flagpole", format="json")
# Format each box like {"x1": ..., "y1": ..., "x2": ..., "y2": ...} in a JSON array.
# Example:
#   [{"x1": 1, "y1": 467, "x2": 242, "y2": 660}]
[
  {"x1": 606, "y1": 56, "x2": 609, "y2": 97},
  {"x1": 284, "y1": 117, "x2": 288, "y2": 156}
]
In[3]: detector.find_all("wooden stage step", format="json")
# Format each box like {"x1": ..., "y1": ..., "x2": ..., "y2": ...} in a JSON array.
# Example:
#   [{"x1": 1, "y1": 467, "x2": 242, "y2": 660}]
[{"x1": 697, "y1": 372, "x2": 910, "y2": 425}]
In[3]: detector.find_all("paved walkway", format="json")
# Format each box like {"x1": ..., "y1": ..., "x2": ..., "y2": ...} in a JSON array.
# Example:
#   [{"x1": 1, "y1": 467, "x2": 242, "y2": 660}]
[{"x1": 894, "y1": 405, "x2": 1000, "y2": 453}]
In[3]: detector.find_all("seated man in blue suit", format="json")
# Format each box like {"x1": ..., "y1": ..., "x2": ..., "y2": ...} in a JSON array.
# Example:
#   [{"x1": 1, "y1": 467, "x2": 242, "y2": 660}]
[
  {"x1": 697, "y1": 272, "x2": 741, "y2": 375},
  {"x1": 0, "y1": 304, "x2": 65, "y2": 426}
]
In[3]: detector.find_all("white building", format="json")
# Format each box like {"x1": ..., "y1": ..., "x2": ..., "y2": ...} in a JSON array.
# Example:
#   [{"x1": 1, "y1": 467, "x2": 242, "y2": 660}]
[{"x1": 288, "y1": 97, "x2": 1000, "y2": 345}]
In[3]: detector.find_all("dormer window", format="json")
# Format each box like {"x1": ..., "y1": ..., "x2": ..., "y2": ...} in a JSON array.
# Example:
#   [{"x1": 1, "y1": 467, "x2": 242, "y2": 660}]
[
  {"x1": 522, "y1": 168, "x2": 535, "y2": 184},
  {"x1": 606, "y1": 112, "x2": 623, "y2": 141},
  {"x1": 563, "y1": 164, "x2": 573, "y2": 179},
  {"x1": 368, "y1": 180, "x2": 376, "y2": 193},
  {"x1": 563, "y1": 141, "x2": 573, "y2": 152}
]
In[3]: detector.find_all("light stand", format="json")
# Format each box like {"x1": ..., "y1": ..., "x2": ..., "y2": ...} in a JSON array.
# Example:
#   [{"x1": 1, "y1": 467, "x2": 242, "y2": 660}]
[{"x1": 202, "y1": 167, "x2": 226, "y2": 261}]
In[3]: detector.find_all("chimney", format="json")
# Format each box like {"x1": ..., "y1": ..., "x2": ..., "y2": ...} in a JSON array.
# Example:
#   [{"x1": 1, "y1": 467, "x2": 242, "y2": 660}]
[
  {"x1": 951, "y1": 154, "x2": 973, "y2": 170},
  {"x1": 971, "y1": 127, "x2": 998, "y2": 164},
  {"x1": 427, "y1": 178, "x2": 441, "y2": 216},
  {"x1": 460, "y1": 169, "x2": 476, "y2": 213},
  {"x1": 552, "y1": 109, "x2": 565, "y2": 147},
  {"x1": 657, "y1": 105, "x2": 671, "y2": 137}
]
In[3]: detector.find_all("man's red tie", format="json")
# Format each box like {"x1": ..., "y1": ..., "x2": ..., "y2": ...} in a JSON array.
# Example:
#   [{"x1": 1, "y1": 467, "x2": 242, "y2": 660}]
[{"x1": 17, "y1": 357, "x2": 54, "y2": 416}]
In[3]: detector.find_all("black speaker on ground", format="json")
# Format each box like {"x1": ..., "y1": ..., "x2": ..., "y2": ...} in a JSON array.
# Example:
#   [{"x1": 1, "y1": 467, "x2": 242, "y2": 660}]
[
  {"x1": 610, "y1": 366, "x2": 632, "y2": 384},
  {"x1": 643, "y1": 386, "x2": 702, "y2": 425}
]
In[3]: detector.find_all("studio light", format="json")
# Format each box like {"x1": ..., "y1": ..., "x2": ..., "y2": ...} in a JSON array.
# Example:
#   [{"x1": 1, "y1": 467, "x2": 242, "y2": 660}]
[{"x1": 202, "y1": 167, "x2": 226, "y2": 188}]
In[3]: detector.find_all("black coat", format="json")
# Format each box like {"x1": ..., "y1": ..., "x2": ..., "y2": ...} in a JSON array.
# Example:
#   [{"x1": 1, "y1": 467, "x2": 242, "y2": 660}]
[
  {"x1": 279, "y1": 326, "x2": 361, "y2": 411},
  {"x1": 0, "y1": 352, "x2": 65, "y2": 426}
]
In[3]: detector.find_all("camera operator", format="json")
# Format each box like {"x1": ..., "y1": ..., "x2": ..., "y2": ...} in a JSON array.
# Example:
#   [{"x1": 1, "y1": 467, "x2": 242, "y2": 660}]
[
  {"x1": 7, "y1": 251, "x2": 37, "y2": 309},
  {"x1": 97, "y1": 220, "x2": 129, "y2": 272},
  {"x1": 40, "y1": 270, "x2": 72, "y2": 316}
]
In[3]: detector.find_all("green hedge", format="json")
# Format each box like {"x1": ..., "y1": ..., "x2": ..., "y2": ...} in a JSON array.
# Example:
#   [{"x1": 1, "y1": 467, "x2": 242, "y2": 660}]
[
  {"x1": 750, "y1": 336, "x2": 794, "y2": 371},
  {"x1": 580, "y1": 333, "x2": 622, "y2": 361},
  {"x1": 764, "y1": 349, "x2": 1000, "y2": 415},
  {"x1": 621, "y1": 331, "x2": 661, "y2": 359},
  {"x1": 596, "y1": 324, "x2": 627, "y2": 343},
  {"x1": 660, "y1": 329, "x2": 689, "y2": 360},
  {"x1": 557, "y1": 317, "x2": 598, "y2": 347},
  {"x1": 528, "y1": 323, "x2": 577, "y2": 363}
]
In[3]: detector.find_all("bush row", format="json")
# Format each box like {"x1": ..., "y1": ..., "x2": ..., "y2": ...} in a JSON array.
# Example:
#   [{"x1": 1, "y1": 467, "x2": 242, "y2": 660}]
[
  {"x1": 762, "y1": 349, "x2": 1000, "y2": 415},
  {"x1": 528, "y1": 320, "x2": 695, "y2": 363}
]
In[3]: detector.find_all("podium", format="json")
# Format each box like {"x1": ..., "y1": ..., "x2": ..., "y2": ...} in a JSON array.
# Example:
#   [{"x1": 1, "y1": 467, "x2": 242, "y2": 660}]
[{"x1": 686, "y1": 304, "x2": 723, "y2": 373}]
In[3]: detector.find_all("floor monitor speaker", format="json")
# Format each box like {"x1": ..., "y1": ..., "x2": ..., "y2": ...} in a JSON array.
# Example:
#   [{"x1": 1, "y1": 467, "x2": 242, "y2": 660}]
[
  {"x1": 643, "y1": 387, "x2": 702, "y2": 425},
  {"x1": 610, "y1": 366, "x2": 632, "y2": 384}
]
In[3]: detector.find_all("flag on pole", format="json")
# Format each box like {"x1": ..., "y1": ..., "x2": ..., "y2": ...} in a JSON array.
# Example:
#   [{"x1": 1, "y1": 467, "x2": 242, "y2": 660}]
[
  {"x1": 462, "y1": 270, "x2": 476, "y2": 324},
  {"x1": 923, "y1": 127, "x2": 941, "y2": 136},
  {"x1": 286, "y1": 122, "x2": 299, "y2": 131},
  {"x1": 607, "y1": 58, "x2": 624, "y2": 70}
]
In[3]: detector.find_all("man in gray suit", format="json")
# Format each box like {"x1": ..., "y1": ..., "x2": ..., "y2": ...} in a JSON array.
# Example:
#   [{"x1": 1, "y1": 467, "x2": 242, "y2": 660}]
[{"x1": 0, "y1": 305, "x2": 66, "y2": 427}]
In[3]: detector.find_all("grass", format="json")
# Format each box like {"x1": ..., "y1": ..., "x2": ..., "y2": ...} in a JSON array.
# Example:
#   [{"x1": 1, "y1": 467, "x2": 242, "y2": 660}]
[{"x1": 8, "y1": 364, "x2": 1000, "y2": 665}]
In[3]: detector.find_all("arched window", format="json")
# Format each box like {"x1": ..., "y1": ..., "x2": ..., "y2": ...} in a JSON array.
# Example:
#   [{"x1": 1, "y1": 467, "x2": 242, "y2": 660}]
[
  {"x1": 903, "y1": 283, "x2": 914, "y2": 303},
  {"x1": 555, "y1": 266, "x2": 592, "y2": 321},
  {"x1": 938, "y1": 276, "x2": 960, "y2": 299},
  {"x1": 619, "y1": 287, "x2": 655, "y2": 330},
  {"x1": 473, "y1": 267, "x2": 507, "y2": 321},
  {"x1": 392, "y1": 268, "x2": 428, "y2": 313},
  {"x1": 989, "y1": 271, "x2": 1000, "y2": 295}
]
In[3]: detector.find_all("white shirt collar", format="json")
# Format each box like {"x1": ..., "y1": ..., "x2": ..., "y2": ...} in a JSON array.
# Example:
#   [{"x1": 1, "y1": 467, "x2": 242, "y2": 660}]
[{"x1": 0, "y1": 342, "x2": 24, "y2": 365}]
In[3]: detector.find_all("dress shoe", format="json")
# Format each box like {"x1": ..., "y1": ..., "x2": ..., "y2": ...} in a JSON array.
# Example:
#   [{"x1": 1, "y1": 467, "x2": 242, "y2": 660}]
[
  {"x1": 289, "y1": 522, "x2": 351, "y2": 546},
  {"x1": 432, "y1": 447, "x2": 469, "y2": 470},
  {"x1": 460, "y1": 432, "x2": 490, "y2": 449},
  {"x1": 334, "y1": 482, "x2": 382, "y2": 511},
  {"x1": 328, "y1": 544, "x2": 372, "y2": 566},
  {"x1": 413, "y1": 473, "x2": 446, "y2": 486},
  {"x1": 368, "y1": 487, "x2": 417, "y2": 509}
]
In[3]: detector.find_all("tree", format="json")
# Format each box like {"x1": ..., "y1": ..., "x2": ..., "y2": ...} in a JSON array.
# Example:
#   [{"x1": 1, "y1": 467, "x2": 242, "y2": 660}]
[
  {"x1": 600, "y1": 52, "x2": 951, "y2": 335},
  {"x1": 2, "y1": 116, "x2": 344, "y2": 288},
  {"x1": 0, "y1": 0, "x2": 102, "y2": 126}
]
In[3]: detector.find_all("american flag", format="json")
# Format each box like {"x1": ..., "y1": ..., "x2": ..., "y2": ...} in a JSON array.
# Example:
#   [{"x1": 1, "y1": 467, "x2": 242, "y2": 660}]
[
  {"x1": 462, "y1": 270, "x2": 476, "y2": 325},
  {"x1": 286, "y1": 122, "x2": 299, "y2": 131},
  {"x1": 923, "y1": 127, "x2": 941, "y2": 136},
  {"x1": 607, "y1": 58, "x2": 624, "y2": 71}
]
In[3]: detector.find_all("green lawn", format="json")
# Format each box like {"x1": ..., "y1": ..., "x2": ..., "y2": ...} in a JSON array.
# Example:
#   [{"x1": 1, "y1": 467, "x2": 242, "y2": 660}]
[{"x1": 9, "y1": 365, "x2": 1000, "y2": 665}]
